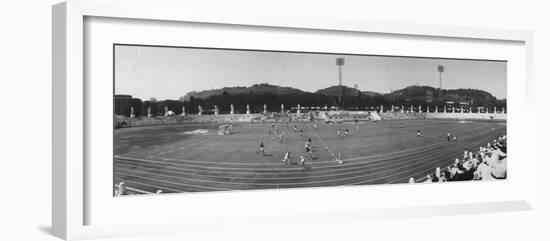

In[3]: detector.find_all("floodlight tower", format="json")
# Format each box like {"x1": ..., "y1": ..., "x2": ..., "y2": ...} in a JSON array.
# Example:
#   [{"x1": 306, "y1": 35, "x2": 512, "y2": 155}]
[
  {"x1": 437, "y1": 65, "x2": 444, "y2": 89},
  {"x1": 336, "y1": 58, "x2": 345, "y2": 108}
]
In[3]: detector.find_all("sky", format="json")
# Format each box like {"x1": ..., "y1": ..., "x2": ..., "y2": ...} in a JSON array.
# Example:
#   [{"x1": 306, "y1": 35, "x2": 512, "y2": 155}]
[{"x1": 114, "y1": 45, "x2": 507, "y2": 100}]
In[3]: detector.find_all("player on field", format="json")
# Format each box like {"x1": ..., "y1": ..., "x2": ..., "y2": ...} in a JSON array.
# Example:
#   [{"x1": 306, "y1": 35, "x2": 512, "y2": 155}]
[
  {"x1": 257, "y1": 141, "x2": 265, "y2": 156},
  {"x1": 447, "y1": 133, "x2": 451, "y2": 142},
  {"x1": 337, "y1": 128, "x2": 341, "y2": 137},
  {"x1": 299, "y1": 129, "x2": 304, "y2": 136},
  {"x1": 417, "y1": 129, "x2": 421, "y2": 137},
  {"x1": 306, "y1": 144, "x2": 313, "y2": 160},
  {"x1": 453, "y1": 135, "x2": 458, "y2": 142},
  {"x1": 299, "y1": 155, "x2": 306, "y2": 169},
  {"x1": 294, "y1": 125, "x2": 298, "y2": 132},
  {"x1": 345, "y1": 128, "x2": 350, "y2": 136},
  {"x1": 282, "y1": 152, "x2": 292, "y2": 165},
  {"x1": 313, "y1": 123, "x2": 317, "y2": 129}
]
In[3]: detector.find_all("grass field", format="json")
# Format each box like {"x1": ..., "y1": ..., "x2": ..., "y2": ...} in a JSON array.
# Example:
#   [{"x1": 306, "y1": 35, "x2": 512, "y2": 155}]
[{"x1": 114, "y1": 119, "x2": 506, "y2": 194}]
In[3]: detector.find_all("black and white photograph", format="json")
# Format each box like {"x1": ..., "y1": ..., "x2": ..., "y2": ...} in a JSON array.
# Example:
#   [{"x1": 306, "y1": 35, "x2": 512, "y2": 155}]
[
  {"x1": 113, "y1": 44, "x2": 507, "y2": 195},
  {"x1": 6, "y1": 0, "x2": 550, "y2": 240}
]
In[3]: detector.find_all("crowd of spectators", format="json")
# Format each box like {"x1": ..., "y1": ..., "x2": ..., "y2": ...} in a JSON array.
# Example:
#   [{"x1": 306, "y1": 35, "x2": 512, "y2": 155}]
[{"x1": 411, "y1": 135, "x2": 507, "y2": 183}]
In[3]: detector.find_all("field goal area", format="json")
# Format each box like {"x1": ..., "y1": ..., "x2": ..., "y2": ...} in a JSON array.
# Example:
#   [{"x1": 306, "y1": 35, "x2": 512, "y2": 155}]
[{"x1": 217, "y1": 124, "x2": 232, "y2": 135}]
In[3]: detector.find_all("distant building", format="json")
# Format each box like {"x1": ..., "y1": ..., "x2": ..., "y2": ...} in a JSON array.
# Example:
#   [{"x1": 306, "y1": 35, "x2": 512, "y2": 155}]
[
  {"x1": 459, "y1": 101, "x2": 471, "y2": 107},
  {"x1": 130, "y1": 98, "x2": 143, "y2": 116},
  {"x1": 114, "y1": 95, "x2": 132, "y2": 116},
  {"x1": 445, "y1": 101, "x2": 455, "y2": 108}
]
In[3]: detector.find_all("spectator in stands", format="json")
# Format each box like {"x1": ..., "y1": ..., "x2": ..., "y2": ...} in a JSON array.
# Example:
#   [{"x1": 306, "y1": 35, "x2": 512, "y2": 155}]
[
  {"x1": 460, "y1": 160, "x2": 475, "y2": 180},
  {"x1": 407, "y1": 135, "x2": 506, "y2": 185},
  {"x1": 424, "y1": 174, "x2": 432, "y2": 183},
  {"x1": 474, "y1": 158, "x2": 494, "y2": 181},
  {"x1": 431, "y1": 173, "x2": 439, "y2": 182},
  {"x1": 440, "y1": 170, "x2": 451, "y2": 182},
  {"x1": 491, "y1": 143, "x2": 507, "y2": 179}
]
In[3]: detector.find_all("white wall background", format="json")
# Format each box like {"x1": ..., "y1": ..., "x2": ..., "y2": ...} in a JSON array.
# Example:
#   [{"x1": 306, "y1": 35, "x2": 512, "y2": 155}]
[{"x1": 0, "y1": 0, "x2": 548, "y2": 240}]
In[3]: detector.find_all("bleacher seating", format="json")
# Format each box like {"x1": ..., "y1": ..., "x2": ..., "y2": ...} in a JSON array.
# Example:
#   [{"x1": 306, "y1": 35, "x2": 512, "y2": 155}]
[
  {"x1": 379, "y1": 112, "x2": 425, "y2": 120},
  {"x1": 424, "y1": 112, "x2": 506, "y2": 120},
  {"x1": 410, "y1": 135, "x2": 507, "y2": 183}
]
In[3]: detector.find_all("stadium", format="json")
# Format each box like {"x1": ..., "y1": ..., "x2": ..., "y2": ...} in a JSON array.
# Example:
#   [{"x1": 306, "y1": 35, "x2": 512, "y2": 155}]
[
  {"x1": 113, "y1": 47, "x2": 508, "y2": 196},
  {"x1": 114, "y1": 108, "x2": 507, "y2": 195}
]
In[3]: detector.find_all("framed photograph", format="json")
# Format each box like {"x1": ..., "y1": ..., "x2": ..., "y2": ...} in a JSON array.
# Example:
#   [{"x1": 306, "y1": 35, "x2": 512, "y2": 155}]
[{"x1": 53, "y1": 0, "x2": 535, "y2": 240}]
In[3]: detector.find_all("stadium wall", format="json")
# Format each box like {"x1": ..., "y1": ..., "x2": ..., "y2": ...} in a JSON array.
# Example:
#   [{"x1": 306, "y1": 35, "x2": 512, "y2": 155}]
[
  {"x1": 424, "y1": 113, "x2": 507, "y2": 120},
  {"x1": 114, "y1": 111, "x2": 506, "y2": 129}
]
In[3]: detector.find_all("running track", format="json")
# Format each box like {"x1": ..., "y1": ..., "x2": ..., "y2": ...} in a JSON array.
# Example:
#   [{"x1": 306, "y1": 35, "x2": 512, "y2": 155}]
[{"x1": 114, "y1": 120, "x2": 506, "y2": 194}]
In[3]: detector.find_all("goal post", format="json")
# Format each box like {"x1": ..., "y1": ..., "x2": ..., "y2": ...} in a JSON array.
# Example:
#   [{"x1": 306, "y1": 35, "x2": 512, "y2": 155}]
[{"x1": 218, "y1": 124, "x2": 231, "y2": 135}]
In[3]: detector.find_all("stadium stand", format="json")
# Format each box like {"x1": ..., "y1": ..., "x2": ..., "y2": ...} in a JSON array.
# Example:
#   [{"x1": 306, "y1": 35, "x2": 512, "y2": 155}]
[
  {"x1": 412, "y1": 135, "x2": 507, "y2": 183},
  {"x1": 323, "y1": 111, "x2": 374, "y2": 122},
  {"x1": 379, "y1": 112, "x2": 426, "y2": 120},
  {"x1": 424, "y1": 112, "x2": 506, "y2": 120},
  {"x1": 115, "y1": 109, "x2": 506, "y2": 129}
]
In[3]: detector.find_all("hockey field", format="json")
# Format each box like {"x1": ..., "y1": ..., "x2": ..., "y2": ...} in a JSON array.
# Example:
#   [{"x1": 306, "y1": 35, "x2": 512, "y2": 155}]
[{"x1": 114, "y1": 119, "x2": 506, "y2": 194}]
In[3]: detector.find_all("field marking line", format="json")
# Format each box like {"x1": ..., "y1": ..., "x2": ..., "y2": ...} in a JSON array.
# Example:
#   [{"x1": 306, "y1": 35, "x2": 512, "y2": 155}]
[
  {"x1": 115, "y1": 122, "x2": 504, "y2": 173},
  {"x1": 114, "y1": 179, "x2": 185, "y2": 193},
  {"x1": 142, "y1": 122, "x2": 494, "y2": 167},
  {"x1": 306, "y1": 123, "x2": 339, "y2": 162},
  {"x1": 115, "y1": 141, "x2": 466, "y2": 186},
  {"x1": 114, "y1": 122, "x2": 506, "y2": 190},
  {"x1": 116, "y1": 156, "x2": 304, "y2": 171},
  {"x1": 145, "y1": 119, "x2": 486, "y2": 161},
  {"x1": 115, "y1": 129, "x2": 498, "y2": 175},
  {"x1": 346, "y1": 133, "x2": 505, "y2": 185},
  {"x1": 115, "y1": 136, "x2": 489, "y2": 187},
  {"x1": 115, "y1": 145, "x2": 453, "y2": 181},
  {"x1": 154, "y1": 124, "x2": 251, "y2": 156},
  {"x1": 114, "y1": 131, "x2": 504, "y2": 189},
  {"x1": 115, "y1": 136, "x2": 485, "y2": 180},
  {"x1": 390, "y1": 129, "x2": 507, "y2": 184},
  {"x1": 116, "y1": 171, "x2": 235, "y2": 191},
  {"x1": 362, "y1": 119, "x2": 487, "y2": 142},
  {"x1": 117, "y1": 124, "x2": 249, "y2": 158}
]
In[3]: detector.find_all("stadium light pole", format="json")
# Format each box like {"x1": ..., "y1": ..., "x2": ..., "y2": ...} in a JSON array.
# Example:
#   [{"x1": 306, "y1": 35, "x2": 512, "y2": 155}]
[
  {"x1": 437, "y1": 65, "x2": 444, "y2": 89},
  {"x1": 336, "y1": 58, "x2": 345, "y2": 108}
]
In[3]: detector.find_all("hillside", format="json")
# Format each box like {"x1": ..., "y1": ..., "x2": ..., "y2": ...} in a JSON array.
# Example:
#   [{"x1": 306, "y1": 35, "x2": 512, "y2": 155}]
[
  {"x1": 168, "y1": 83, "x2": 504, "y2": 114},
  {"x1": 180, "y1": 83, "x2": 305, "y2": 102},
  {"x1": 316, "y1": 85, "x2": 361, "y2": 96},
  {"x1": 386, "y1": 85, "x2": 504, "y2": 106}
]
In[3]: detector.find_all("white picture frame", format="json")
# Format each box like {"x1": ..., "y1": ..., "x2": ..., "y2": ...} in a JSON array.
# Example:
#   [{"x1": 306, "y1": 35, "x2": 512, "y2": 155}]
[{"x1": 52, "y1": 0, "x2": 536, "y2": 240}]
